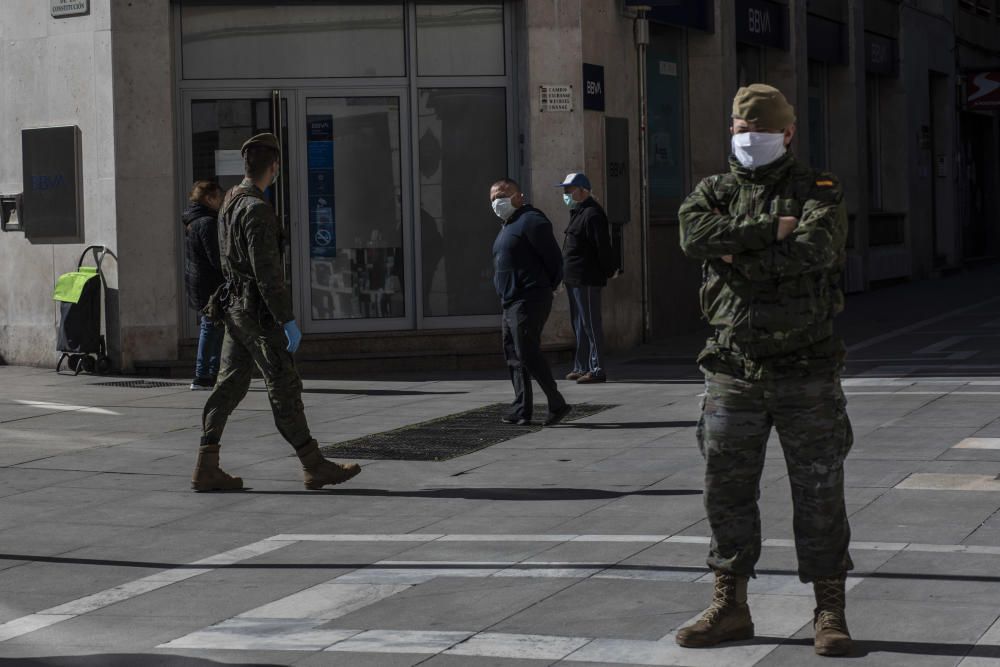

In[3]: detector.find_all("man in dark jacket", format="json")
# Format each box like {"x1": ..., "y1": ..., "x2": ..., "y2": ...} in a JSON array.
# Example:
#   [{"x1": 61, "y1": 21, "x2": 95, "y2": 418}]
[
  {"x1": 558, "y1": 173, "x2": 617, "y2": 384},
  {"x1": 183, "y1": 181, "x2": 225, "y2": 390},
  {"x1": 490, "y1": 178, "x2": 571, "y2": 427}
]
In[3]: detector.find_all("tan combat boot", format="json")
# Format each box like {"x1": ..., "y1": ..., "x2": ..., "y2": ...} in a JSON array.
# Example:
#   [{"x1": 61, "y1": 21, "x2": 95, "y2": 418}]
[
  {"x1": 296, "y1": 440, "x2": 361, "y2": 490},
  {"x1": 813, "y1": 577, "x2": 852, "y2": 656},
  {"x1": 675, "y1": 572, "x2": 754, "y2": 648},
  {"x1": 191, "y1": 443, "x2": 244, "y2": 492}
]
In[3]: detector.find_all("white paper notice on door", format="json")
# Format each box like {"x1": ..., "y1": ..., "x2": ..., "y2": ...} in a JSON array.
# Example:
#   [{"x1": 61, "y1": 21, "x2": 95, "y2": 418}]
[{"x1": 215, "y1": 150, "x2": 244, "y2": 176}]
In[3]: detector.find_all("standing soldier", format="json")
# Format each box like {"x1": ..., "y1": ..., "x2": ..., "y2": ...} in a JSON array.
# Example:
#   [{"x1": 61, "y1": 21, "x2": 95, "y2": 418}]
[
  {"x1": 676, "y1": 85, "x2": 853, "y2": 657},
  {"x1": 191, "y1": 133, "x2": 361, "y2": 492}
]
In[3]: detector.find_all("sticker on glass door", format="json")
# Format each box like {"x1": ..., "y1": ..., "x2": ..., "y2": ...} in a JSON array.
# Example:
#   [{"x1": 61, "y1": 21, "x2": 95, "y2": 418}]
[{"x1": 306, "y1": 97, "x2": 405, "y2": 321}]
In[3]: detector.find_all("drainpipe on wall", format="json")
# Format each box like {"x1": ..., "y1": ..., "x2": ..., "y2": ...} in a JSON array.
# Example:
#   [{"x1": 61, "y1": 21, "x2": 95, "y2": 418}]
[{"x1": 634, "y1": 7, "x2": 651, "y2": 342}]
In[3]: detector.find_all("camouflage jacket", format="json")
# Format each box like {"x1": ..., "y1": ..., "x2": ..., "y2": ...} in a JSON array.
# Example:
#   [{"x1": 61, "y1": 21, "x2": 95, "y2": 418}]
[
  {"x1": 217, "y1": 179, "x2": 294, "y2": 325},
  {"x1": 678, "y1": 153, "x2": 848, "y2": 363}
]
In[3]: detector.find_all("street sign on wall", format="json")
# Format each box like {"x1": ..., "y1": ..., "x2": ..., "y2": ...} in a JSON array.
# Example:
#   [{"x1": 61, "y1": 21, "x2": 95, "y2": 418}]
[
  {"x1": 539, "y1": 85, "x2": 573, "y2": 112},
  {"x1": 966, "y1": 72, "x2": 1000, "y2": 110},
  {"x1": 51, "y1": 0, "x2": 89, "y2": 18}
]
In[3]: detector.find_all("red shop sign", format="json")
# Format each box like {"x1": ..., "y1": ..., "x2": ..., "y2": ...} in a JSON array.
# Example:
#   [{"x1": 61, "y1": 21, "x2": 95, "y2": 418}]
[{"x1": 967, "y1": 72, "x2": 1000, "y2": 110}]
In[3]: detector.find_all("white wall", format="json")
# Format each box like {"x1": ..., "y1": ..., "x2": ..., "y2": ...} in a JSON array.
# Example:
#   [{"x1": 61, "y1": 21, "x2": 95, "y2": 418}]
[{"x1": 0, "y1": 0, "x2": 118, "y2": 367}]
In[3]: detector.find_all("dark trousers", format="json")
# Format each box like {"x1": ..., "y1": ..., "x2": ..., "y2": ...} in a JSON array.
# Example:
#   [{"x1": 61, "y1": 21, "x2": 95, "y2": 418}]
[
  {"x1": 697, "y1": 369, "x2": 854, "y2": 582},
  {"x1": 501, "y1": 296, "x2": 565, "y2": 420},
  {"x1": 567, "y1": 285, "x2": 604, "y2": 377}
]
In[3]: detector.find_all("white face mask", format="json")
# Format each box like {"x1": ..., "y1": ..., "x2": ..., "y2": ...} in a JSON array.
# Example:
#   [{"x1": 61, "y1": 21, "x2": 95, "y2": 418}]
[
  {"x1": 492, "y1": 197, "x2": 516, "y2": 221},
  {"x1": 731, "y1": 131, "x2": 787, "y2": 169}
]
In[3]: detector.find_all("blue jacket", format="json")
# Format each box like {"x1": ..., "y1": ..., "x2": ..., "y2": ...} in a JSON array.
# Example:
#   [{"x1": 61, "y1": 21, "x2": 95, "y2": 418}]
[{"x1": 492, "y1": 205, "x2": 563, "y2": 307}]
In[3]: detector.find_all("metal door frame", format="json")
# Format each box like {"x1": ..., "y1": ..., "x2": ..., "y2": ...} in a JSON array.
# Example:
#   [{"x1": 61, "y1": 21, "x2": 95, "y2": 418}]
[
  {"x1": 176, "y1": 88, "x2": 301, "y2": 340},
  {"x1": 294, "y1": 87, "x2": 416, "y2": 334}
]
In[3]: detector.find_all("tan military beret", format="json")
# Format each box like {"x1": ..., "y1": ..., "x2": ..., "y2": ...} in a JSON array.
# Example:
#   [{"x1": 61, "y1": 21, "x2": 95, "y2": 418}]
[
  {"x1": 732, "y1": 84, "x2": 796, "y2": 130},
  {"x1": 241, "y1": 132, "x2": 280, "y2": 156}
]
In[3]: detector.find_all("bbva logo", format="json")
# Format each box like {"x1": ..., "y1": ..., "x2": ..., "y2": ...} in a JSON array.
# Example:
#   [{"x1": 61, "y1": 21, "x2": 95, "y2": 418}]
[{"x1": 32, "y1": 174, "x2": 66, "y2": 191}]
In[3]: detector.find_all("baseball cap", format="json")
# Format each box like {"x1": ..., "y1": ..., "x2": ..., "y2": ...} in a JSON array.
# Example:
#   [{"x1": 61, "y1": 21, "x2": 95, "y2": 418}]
[{"x1": 556, "y1": 173, "x2": 592, "y2": 190}]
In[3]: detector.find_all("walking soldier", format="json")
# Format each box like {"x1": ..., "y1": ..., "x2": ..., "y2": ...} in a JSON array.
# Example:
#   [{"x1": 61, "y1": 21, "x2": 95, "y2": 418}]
[
  {"x1": 676, "y1": 84, "x2": 854, "y2": 657},
  {"x1": 192, "y1": 133, "x2": 361, "y2": 492}
]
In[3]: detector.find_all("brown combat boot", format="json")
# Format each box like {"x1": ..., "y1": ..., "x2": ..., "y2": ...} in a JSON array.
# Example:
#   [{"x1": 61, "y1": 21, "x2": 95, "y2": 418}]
[
  {"x1": 296, "y1": 439, "x2": 361, "y2": 490},
  {"x1": 813, "y1": 577, "x2": 852, "y2": 656},
  {"x1": 191, "y1": 443, "x2": 244, "y2": 492},
  {"x1": 675, "y1": 572, "x2": 754, "y2": 648}
]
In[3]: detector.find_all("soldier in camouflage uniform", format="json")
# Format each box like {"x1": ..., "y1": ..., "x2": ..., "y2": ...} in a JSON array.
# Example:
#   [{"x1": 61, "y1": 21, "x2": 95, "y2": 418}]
[
  {"x1": 675, "y1": 85, "x2": 853, "y2": 657},
  {"x1": 191, "y1": 133, "x2": 361, "y2": 492}
]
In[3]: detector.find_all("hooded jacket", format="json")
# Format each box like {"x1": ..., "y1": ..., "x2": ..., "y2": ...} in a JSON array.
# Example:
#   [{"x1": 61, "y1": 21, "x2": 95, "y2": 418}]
[{"x1": 182, "y1": 202, "x2": 224, "y2": 312}]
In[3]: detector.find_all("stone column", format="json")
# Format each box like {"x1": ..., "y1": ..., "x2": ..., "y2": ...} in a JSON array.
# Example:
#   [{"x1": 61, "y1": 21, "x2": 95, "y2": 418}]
[{"x1": 111, "y1": 0, "x2": 179, "y2": 369}]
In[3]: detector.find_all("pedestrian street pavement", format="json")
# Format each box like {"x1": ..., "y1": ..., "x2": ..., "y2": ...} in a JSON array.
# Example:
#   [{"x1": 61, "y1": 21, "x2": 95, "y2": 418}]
[{"x1": 4, "y1": 266, "x2": 1000, "y2": 665}]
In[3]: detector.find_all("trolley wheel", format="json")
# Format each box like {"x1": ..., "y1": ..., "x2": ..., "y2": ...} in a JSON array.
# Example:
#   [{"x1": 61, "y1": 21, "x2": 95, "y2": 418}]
[
  {"x1": 81, "y1": 356, "x2": 97, "y2": 374},
  {"x1": 96, "y1": 356, "x2": 112, "y2": 375},
  {"x1": 56, "y1": 354, "x2": 68, "y2": 374}
]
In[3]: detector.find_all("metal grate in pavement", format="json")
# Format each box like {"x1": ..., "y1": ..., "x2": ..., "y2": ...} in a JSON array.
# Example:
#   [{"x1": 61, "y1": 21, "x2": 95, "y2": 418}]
[
  {"x1": 321, "y1": 403, "x2": 617, "y2": 461},
  {"x1": 92, "y1": 380, "x2": 186, "y2": 389}
]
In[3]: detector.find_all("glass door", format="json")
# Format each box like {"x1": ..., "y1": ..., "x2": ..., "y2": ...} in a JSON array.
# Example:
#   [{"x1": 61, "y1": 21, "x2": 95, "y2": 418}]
[
  {"x1": 295, "y1": 90, "x2": 413, "y2": 332},
  {"x1": 179, "y1": 90, "x2": 296, "y2": 338}
]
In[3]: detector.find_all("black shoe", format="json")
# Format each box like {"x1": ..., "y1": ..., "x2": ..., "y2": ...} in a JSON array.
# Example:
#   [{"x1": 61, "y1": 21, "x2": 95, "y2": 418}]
[
  {"x1": 543, "y1": 404, "x2": 572, "y2": 426},
  {"x1": 500, "y1": 413, "x2": 531, "y2": 426}
]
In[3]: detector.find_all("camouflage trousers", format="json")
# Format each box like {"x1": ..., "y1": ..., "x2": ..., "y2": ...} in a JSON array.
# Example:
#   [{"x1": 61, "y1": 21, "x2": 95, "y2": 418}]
[
  {"x1": 202, "y1": 308, "x2": 312, "y2": 451},
  {"x1": 697, "y1": 369, "x2": 854, "y2": 582}
]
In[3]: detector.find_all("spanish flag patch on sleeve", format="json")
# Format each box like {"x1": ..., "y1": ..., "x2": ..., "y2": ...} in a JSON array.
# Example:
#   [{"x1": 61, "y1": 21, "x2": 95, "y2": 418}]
[{"x1": 815, "y1": 179, "x2": 835, "y2": 187}]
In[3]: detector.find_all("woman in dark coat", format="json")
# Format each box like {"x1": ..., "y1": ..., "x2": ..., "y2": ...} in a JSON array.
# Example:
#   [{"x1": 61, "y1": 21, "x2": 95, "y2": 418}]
[{"x1": 183, "y1": 181, "x2": 225, "y2": 390}]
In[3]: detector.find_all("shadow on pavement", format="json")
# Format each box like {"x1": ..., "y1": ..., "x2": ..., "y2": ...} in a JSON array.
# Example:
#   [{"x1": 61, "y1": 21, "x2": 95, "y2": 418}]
[
  {"x1": 729, "y1": 636, "x2": 1000, "y2": 659},
  {"x1": 251, "y1": 387, "x2": 467, "y2": 396},
  {"x1": 316, "y1": 487, "x2": 702, "y2": 500},
  {"x1": 0, "y1": 656, "x2": 282, "y2": 666},
  {"x1": 559, "y1": 420, "x2": 698, "y2": 429},
  {"x1": 1, "y1": 554, "x2": 999, "y2": 588}
]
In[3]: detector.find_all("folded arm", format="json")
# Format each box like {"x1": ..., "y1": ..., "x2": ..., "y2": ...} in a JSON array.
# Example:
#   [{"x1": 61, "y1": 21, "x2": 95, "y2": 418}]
[{"x1": 678, "y1": 178, "x2": 777, "y2": 260}]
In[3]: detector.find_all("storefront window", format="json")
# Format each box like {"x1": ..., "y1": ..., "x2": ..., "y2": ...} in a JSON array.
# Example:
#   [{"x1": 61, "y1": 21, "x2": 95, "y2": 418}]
[
  {"x1": 416, "y1": 2, "x2": 505, "y2": 76},
  {"x1": 180, "y1": 2, "x2": 405, "y2": 79},
  {"x1": 418, "y1": 88, "x2": 507, "y2": 317},
  {"x1": 808, "y1": 60, "x2": 828, "y2": 170},
  {"x1": 305, "y1": 97, "x2": 405, "y2": 320}
]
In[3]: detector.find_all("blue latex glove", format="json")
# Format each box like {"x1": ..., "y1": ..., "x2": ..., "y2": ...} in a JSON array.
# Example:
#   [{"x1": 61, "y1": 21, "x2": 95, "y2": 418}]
[{"x1": 283, "y1": 320, "x2": 302, "y2": 354}]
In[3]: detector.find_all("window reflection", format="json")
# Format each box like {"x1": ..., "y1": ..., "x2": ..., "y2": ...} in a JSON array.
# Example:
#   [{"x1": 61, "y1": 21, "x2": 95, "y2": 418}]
[
  {"x1": 419, "y1": 88, "x2": 506, "y2": 317},
  {"x1": 181, "y1": 2, "x2": 405, "y2": 79},
  {"x1": 416, "y1": 2, "x2": 504, "y2": 76}
]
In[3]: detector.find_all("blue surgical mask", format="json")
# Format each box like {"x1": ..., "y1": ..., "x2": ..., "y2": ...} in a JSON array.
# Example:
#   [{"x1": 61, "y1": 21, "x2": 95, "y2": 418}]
[
  {"x1": 731, "y1": 132, "x2": 786, "y2": 169},
  {"x1": 563, "y1": 193, "x2": 577, "y2": 208},
  {"x1": 492, "y1": 197, "x2": 516, "y2": 221}
]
